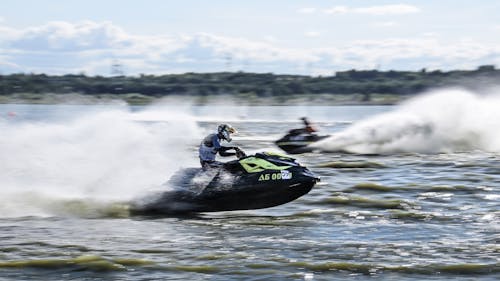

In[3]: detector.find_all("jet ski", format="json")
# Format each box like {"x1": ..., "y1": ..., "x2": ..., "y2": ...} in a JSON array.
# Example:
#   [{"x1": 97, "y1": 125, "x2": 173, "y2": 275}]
[
  {"x1": 275, "y1": 133, "x2": 329, "y2": 154},
  {"x1": 131, "y1": 151, "x2": 319, "y2": 215}
]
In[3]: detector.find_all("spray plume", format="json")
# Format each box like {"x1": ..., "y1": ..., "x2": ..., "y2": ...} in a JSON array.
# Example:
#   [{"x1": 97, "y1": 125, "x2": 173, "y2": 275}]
[
  {"x1": 0, "y1": 107, "x2": 200, "y2": 217},
  {"x1": 315, "y1": 88, "x2": 500, "y2": 154}
]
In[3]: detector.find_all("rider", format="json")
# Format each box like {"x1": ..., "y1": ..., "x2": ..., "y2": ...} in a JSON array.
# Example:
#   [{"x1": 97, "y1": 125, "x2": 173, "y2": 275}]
[
  {"x1": 288, "y1": 117, "x2": 318, "y2": 136},
  {"x1": 199, "y1": 124, "x2": 243, "y2": 169}
]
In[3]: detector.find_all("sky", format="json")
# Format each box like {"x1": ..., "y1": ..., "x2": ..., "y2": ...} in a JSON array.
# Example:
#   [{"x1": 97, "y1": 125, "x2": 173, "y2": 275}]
[{"x1": 1, "y1": 0, "x2": 499, "y2": 76}]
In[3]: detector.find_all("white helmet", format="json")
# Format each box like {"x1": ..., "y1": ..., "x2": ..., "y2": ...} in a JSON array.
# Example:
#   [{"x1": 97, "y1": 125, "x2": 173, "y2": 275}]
[{"x1": 218, "y1": 124, "x2": 236, "y2": 142}]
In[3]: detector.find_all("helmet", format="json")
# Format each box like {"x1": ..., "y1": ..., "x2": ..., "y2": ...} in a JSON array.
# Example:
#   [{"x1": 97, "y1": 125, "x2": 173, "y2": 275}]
[{"x1": 217, "y1": 124, "x2": 236, "y2": 142}]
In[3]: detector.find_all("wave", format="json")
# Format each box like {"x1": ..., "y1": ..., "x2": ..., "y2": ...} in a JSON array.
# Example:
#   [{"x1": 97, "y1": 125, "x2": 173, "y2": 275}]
[
  {"x1": 315, "y1": 161, "x2": 385, "y2": 169},
  {"x1": 1, "y1": 255, "x2": 496, "y2": 275},
  {"x1": 314, "y1": 88, "x2": 500, "y2": 154},
  {"x1": 0, "y1": 255, "x2": 153, "y2": 271},
  {"x1": 343, "y1": 183, "x2": 482, "y2": 194},
  {"x1": 288, "y1": 261, "x2": 499, "y2": 275},
  {"x1": 316, "y1": 194, "x2": 413, "y2": 210}
]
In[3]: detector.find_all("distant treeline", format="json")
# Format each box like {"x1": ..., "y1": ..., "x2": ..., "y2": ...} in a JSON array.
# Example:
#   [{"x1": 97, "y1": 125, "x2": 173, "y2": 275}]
[{"x1": 0, "y1": 65, "x2": 498, "y2": 103}]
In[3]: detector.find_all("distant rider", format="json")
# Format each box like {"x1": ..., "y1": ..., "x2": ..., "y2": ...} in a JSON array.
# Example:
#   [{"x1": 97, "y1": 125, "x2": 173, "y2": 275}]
[
  {"x1": 288, "y1": 117, "x2": 318, "y2": 136},
  {"x1": 199, "y1": 124, "x2": 243, "y2": 169}
]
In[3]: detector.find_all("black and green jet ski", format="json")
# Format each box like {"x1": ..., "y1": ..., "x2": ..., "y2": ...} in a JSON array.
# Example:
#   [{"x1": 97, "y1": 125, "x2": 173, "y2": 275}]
[{"x1": 131, "y1": 152, "x2": 319, "y2": 215}]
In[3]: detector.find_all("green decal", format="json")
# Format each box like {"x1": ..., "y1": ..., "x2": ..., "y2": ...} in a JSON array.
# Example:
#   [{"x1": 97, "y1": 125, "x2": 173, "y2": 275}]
[{"x1": 239, "y1": 157, "x2": 291, "y2": 173}]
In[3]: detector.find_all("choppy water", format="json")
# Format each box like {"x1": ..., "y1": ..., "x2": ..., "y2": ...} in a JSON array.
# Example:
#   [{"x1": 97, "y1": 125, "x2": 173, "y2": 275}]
[{"x1": 0, "y1": 89, "x2": 499, "y2": 280}]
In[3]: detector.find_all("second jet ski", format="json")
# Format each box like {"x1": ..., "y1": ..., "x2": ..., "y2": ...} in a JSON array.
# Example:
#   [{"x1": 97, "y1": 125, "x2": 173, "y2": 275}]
[
  {"x1": 275, "y1": 133, "x2": 329, "y2": 154},
  {"x1": 275, "y1": 117, "x2": 329, "y2": 154}
]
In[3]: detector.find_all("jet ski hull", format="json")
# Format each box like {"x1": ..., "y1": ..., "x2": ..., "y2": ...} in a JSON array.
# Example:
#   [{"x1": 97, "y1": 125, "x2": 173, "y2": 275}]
[
  {"x1": 275, "y1": 134, "x2": 329, "y2": 154},
  {"x1": 131, "y1": 153, "x2": 319, "y2": 215}
]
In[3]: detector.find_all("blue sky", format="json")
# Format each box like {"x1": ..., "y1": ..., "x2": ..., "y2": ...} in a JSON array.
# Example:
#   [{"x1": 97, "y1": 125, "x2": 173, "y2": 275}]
[{"x1": 1, "y1": 0, "x2": 499, "y2": 76}]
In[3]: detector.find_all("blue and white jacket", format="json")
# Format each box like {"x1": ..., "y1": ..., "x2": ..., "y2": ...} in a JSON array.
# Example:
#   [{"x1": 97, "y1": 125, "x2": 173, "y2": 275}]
[{"x1": 198, "y1": 133, "x2": 222, "y2": 162}]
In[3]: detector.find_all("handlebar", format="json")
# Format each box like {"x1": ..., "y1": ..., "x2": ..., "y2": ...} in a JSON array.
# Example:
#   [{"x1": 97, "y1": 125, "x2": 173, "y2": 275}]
[{"x1": 235, "y1": 147, "x2": 247, "y2": 159}]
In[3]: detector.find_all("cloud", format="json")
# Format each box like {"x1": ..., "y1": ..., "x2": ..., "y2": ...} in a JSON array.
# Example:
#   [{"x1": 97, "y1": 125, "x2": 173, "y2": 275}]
[
  {"x1": 324, "y1": 6, "x2": 349, "y2": 15},
  {"x1": 0, "y1": 21, "x2": 321, "y2": 74},
  {"x1": 0, "y1": 20, "x2": 498, "y2": 75},
  {"x1": 0, "y1": 59, "x2": 19, "y2": 69},
  {"x1": 7, "y1": 21, "x2": 136, "y2": 52},
  {"x1": 0, "y1": 25, "x2": 19, "y2": 40},
  {"x1": 304, "y1": 31, "x2": 321, "y2": 38},
  {"x1": 297, "y1": 8, "x2": 316, "y2": 14},
  {"x1": 324, "y1": 4, "x2": 420, "y2": 16},
  {"x1": 355, "y1": 4, "x2": 420, "y2": 15},
  {"x1": 374, "y1": 22, "x2": 398, "y2": 27}
]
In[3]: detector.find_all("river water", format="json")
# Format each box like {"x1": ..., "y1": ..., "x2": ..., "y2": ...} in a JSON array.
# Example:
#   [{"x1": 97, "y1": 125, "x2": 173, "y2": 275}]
[{"x1": 0, "y1": 89, "x2": 498, "y2": 280}]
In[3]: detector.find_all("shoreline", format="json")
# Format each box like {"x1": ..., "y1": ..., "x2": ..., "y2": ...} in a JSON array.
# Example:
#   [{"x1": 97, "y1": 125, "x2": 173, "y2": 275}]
[{"x1": 0, "y1": 92, "x2": 406, "y2": 106}]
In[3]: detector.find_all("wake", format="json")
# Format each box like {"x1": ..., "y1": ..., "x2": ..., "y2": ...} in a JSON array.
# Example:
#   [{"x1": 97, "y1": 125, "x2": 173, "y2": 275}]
[{"x1": 314, "y1": 88, "x2": 500, "y2": 154}]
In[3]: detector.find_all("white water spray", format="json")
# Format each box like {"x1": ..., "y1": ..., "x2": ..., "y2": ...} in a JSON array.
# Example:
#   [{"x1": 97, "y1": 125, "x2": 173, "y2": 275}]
[
  {"x1": 315, "y1": 88, "x2": 500, "y2": 154},
  {"x1": 0, "y1": 107, "x2": 201, "y2": 217}
]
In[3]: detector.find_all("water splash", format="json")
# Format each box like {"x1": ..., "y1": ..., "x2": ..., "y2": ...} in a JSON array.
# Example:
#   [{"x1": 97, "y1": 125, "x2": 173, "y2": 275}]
[
  {"x1": 0, "y1": 107, "x2": 201, "y2": 217},
  {"x1": 315, "y1": 88, "x2": 500, "y2": 154}
]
